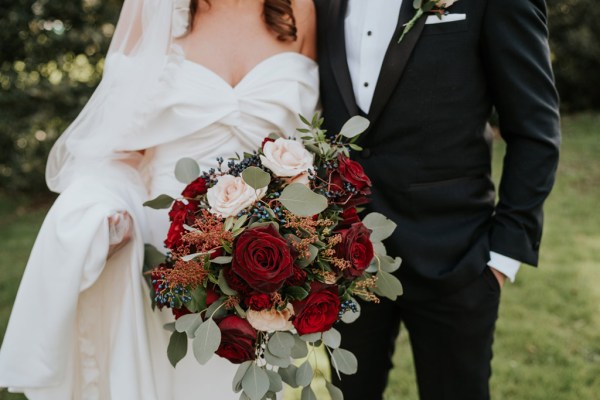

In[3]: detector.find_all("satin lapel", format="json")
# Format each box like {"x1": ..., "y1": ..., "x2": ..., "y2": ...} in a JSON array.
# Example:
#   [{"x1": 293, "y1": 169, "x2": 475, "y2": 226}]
[
  {"x1": 327, "y1": 0, "x2": 359, "y2": 117},
  {"x1": 368, "y1": 1, "x2": 427, "y2": 125}
]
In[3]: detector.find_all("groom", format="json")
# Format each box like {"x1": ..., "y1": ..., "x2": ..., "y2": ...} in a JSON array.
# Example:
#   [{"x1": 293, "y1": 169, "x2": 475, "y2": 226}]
[{"x1": 315, "y1": 0, "x2": 560, "y2": 399}]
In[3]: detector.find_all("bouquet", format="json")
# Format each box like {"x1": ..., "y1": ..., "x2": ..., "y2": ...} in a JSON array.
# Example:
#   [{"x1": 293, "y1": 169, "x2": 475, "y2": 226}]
[{"x1": 144, "y1": 115, "x2": 403, "y2": 400}]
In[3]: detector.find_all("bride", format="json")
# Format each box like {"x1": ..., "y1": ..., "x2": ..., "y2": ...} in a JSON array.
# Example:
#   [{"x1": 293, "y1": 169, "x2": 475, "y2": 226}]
[{"x1": 0, "y1": 0, "x2": 318, "y2": 398}]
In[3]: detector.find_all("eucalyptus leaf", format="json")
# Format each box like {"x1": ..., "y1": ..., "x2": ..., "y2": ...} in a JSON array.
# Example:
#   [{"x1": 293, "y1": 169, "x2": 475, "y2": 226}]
[
  {"x1": 278, "y1": 365, "x2": 299, "y2": 388},
  {"x1": 267, "y1": 332, "x2": 295, "y2": 358},
  {"x1": 299, "y1": 332, "x2": 322, "y2": 343},
  {"x1": 372, "y1": 242, "x2": 386, "y2": 255},
  {"x1": 331, "y1": 348, "x2": 358, "y2": 375},
  {"x1": 186, "y1": 286, "x2": 207, "y2": 313},
  {"x1": 143, "y1": 194, "x2": 175, "y2": 209},
  {"x1": 326, "y1": 382, "x2": 344, "y2": 400},
  {"x1": 167, "y1": 330, "x2": 188, "y2": 367},
  {"x1": 322, "y1": 328, "x2": 342, "y2": 349},
  {"x1": 206, "y1": 297, "x2": 227, "y2": 319},
  {"x1": 374, "y1": 270, "x2": 404, "y2": 301},
  {"x1": 212, "y1": 256, "x2": 233, "y2": 265},
  {"x1": 217, "y1": 269, "x2": 238, "y2": 296},
  {"x1": 366, "y1": 259, "x2": 379, "y2": 273},
  {"x1": 175, "y1": 157, "x2": 200, "y2": 184},
  {"x1": 224, "y1": 216, "x2": 235, "y2": 231},
  {"x1": 232, "y1": 361, "x2": 253, "y2": 393},
  {"x1": 362, "y1": 212, "x2": 397, "y2": 242},
  {"x1": 379, "y1": 255, "x2": 402, "y2": 273},
  {"x1": 181, "y1": 252, "x2": 204, "y2": 262},
  {"x1": 339, "y1": 115, "x2": 370, "y2": 139},
  {"x1": 348, "y1": 143, "x2": 363, "y2": 152},
  {"x1": 242, "y1": 166, "x2": 271, "y2": 190},
  {"x1": 233, "y1": 214, "x2": 249, "y2": 230},
  {"x1": 241, "y1": 364, "x2": 270, "y2": 400},
  {"x1": 264, "y1": 347, "x2": 292, "y2": 368},
  {"x1": 295, "y1": 361, "x2": 314, "y2": 387},
  {"x1": 239, "y1": 393, "x2": 251, "y2": 400},
  {"x1": 192, "y1": 318, "x2": 221, "y2": 365},
  {"x1": 163, "y1": 322, "x2": 176, "y2": 332},
  {"x1": 290, "y1": 335, "x2": 309, "y2": 359},
  {"x1": 279, "y1": 184, "x2": 328, "y2": 217},
  {"x1": 144, "y1": 244, "x2": 165, "y2": 270},
  {"x1": 300, "y1": 386, "x2": 317, "y2": 400},
  {"x1": 175, "y1": 313, "x2": 202, "y2": 337},
  {"x1": 266, "y1": 370, "x2": 283, "y2": 393}
]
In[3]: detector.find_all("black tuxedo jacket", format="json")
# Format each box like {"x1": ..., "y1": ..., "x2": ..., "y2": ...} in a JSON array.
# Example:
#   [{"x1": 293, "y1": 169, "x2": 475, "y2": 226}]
[{"x1": 315, "y1": 0, "x2": 560, "y2": 299}]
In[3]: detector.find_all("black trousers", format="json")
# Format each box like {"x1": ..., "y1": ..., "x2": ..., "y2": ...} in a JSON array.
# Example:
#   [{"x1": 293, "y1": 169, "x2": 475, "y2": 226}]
[{"x1": 333, "y1": 267, "x2": 501, "y2": 400}]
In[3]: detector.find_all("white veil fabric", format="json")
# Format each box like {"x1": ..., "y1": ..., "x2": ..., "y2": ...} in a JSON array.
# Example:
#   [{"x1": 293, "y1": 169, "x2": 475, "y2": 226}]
[
  {"x1": 0, "y1": 0, "x2": 190, "y2": 398},
  {"x1": 46, "y1": 0, "x2": 186, "y2": 193}
]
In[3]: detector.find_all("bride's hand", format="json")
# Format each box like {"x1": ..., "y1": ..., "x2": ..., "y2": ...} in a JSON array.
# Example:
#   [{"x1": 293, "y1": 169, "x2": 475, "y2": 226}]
[{"x1": 107, "y1": 211, "x2": 133, "y2": 259}]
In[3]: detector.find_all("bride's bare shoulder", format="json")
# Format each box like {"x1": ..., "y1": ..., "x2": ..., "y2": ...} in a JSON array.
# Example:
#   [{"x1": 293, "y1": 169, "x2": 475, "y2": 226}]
[{"x1": 293, "y1": 0, "x2": 317, "y2": 60}]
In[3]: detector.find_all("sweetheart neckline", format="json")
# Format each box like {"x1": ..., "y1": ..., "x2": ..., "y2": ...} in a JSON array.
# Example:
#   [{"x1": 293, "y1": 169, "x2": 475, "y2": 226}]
[{"x1": 178, "y1": 51, "x2": 317, "y2": 90}]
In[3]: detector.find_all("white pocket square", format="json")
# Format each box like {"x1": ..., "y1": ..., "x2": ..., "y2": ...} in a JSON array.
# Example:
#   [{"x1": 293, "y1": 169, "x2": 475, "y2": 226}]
[{"x1": 425, "y1": 13, "x2": 466, "y2": 25}]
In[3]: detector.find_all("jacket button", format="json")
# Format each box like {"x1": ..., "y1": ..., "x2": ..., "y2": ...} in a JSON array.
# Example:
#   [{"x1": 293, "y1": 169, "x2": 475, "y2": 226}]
[{"x1": 361, "y1": 148, "x2": 371, "y2": 158}]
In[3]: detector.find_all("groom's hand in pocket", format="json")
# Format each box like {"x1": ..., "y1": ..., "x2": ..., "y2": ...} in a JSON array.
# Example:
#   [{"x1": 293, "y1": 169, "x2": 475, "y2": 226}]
[{"x1": 490, "y1": 267, "x2": 506, "y2": 289}]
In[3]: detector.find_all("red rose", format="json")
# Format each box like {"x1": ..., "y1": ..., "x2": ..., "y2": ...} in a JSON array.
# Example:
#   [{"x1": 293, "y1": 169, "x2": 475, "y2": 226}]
[
  {"x1": 292, "y1": 283, "x2": 340, "y2": 335},
  {"x1": 231, "y1": 224, "x2": 294, "y2": 293},
  {"x1": 215, "y1": 315, "x2": 257, "y2": 364},
  {"x1": 338, "y1": 207, "x2": 360, "y2": 229},
  {"x1": 335, "y1": 222, "x2": 374, "y2": 278},
  {"x1": 245, "y1": 293, "x2": 273, "y2": 311},
  {"x1": 181, "y1": 177, "x2": 208, "y2": 199},
  {"x1": 223, "y1": 266, "x2": 252, "y2": 296},
  {"x1": 336, "y1": 154, "x2": 371, "y2": 191},
  {"x1": 168, "y1": 200, "x2": 198, "y2": 222},
  {"x1": 286, "y1": 266, "x2": 308, "y2": 287},
  {"x1": 329, "y1": 155, "x2": 372, "y2": 208},
  {"x1": 164, "y1": 200, "x2": 197, "y2": 249}
]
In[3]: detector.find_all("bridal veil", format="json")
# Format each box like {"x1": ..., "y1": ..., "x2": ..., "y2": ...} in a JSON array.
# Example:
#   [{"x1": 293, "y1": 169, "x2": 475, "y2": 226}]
[{"x1": 0, "y1": 0, "x2": 189, "y2": 398}]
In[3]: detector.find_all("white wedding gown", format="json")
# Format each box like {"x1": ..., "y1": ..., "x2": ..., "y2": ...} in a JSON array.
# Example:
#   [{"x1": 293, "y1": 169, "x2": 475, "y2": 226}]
[{"x1": 0, "y1": 44, "x2": 319, "y2": 399}]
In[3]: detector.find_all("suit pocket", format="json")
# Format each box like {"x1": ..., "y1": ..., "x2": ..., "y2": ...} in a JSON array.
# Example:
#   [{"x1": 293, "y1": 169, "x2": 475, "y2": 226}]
[
  {"x1": 483, "y1": 266, "x2": 501, "y2": 293},
  {"x1": 406, "y1": 175, "x2": 495, "y2": 218},
  {"x1": 421, "y1": 19, "x2": 468, "y2": 36}
]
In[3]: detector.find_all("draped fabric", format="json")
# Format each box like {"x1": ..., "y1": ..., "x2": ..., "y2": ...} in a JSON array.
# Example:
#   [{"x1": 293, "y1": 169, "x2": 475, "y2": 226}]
[{"x1": 0, "y1": 0, "x2": 319, "y2": 397}]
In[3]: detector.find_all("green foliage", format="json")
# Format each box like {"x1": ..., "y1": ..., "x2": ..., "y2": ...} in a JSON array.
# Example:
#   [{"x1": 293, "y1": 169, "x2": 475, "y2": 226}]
[
  {"x1": 548, "y1": 0, "x2": 600, "y2": 111},
  {"x1": 0, "y1": 0, "x2": 121, "y2": 193}
]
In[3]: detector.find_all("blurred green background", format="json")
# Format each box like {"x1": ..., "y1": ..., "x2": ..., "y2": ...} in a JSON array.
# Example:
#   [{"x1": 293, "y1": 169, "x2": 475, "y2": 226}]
[{"x1": 1, "y1": 0, "x2": 599, "y2": 399}]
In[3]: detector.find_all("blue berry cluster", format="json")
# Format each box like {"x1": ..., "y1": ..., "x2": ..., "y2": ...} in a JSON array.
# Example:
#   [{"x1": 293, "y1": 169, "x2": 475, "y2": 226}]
[
  {"x1": 226, "y1": 153, "x2": 262, "y2": 177},
  {"x1": 338, "y1": 299, "x2": 359, "y2": 319},
  {"x1": 152, "y1": 275, "x2": 192, "y2": 309}
]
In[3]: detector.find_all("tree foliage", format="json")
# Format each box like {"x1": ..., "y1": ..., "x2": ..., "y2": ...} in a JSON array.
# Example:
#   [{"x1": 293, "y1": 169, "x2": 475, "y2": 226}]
[
  {"x1": 548, "y1": 0, "x2": 600, "y2": 112},
  {"x1": 0, "y1": 0, "x2": 121, "y2": 193}
]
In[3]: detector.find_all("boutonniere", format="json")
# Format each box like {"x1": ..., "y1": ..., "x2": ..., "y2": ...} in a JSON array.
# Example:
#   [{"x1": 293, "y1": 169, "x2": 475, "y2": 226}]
[{"x1": 398, "y1": 0, "x2": 459, "y2": 43}]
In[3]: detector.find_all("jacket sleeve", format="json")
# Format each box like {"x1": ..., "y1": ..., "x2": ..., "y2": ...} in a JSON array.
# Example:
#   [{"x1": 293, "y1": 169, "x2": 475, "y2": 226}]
[{"x1": 481, "y1": 0, "x2": 561, "y2": 266}]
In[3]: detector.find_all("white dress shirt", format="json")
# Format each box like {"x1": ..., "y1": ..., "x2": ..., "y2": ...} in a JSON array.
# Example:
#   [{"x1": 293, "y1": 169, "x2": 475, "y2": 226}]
[{"x1": 344, "y1": 0, "x2": 521, "y2": 282}]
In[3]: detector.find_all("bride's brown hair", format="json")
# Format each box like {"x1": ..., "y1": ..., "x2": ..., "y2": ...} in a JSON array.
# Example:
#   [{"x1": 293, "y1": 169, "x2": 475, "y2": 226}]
[{"x1": 189, "y1": 0, "x2": 297, "y2": 41}]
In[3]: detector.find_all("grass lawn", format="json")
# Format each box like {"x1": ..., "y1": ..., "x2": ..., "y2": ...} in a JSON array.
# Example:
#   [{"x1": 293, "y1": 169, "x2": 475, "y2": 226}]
[{"x1": 1, "y1": 114, "x2": 599, "y2": 399}]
